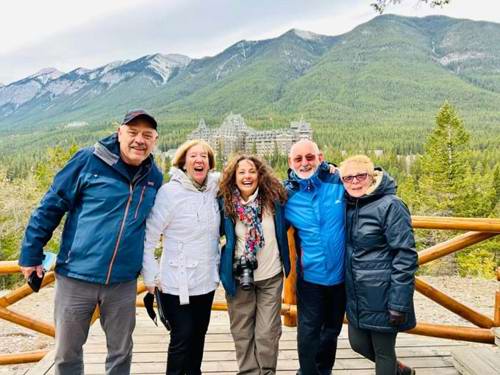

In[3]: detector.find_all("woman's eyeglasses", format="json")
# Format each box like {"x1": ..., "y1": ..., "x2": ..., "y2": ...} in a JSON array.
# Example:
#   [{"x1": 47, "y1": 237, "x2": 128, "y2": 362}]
[{"x1": 341, "y1": 173, "x2": 369, "y2": 183}]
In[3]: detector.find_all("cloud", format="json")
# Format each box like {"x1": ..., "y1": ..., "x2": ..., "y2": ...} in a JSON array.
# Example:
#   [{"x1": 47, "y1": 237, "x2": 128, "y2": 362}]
[
  {"x1": 0, "y1": 0, "x2": 498, "y2": 84},
  {"x1": 0, "y1": 0, "x2": 353, "y2": 83}
]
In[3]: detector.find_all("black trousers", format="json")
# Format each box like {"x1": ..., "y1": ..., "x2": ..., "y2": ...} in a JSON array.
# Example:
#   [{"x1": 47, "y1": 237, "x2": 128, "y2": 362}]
[
  {"x1": 296, "y1": 278, "x2": 346, "y2": 375},
  {"x1": 348, "y1": 324, "x2": 398, "y2": 375},
  {"x1": 158, "y1": 290, "x2": 215, "y2": 375}
]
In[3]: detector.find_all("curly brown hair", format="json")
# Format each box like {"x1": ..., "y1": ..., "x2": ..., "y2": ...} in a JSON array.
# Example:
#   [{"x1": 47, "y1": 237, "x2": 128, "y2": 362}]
[{"x1": 219, "y1": 155, "x2": 287, "y2": 219}]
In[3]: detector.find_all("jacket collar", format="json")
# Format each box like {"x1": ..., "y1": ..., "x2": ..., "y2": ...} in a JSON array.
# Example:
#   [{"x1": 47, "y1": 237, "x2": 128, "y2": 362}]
[
  {"x1": 169, "y1": 167, "x2": 220, "y2": 193},
  {"x1": 286, "y1": 161, "x2": 330, "y2": 192}
]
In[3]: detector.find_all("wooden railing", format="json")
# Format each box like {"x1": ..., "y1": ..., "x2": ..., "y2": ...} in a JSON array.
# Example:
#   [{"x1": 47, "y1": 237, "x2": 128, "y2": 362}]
[
  {"x1": 282, "y1": 216, "x2": 500, "y2": 344},
  {"x1": 0, "y1": 216, "x2": 499, "y2": 365}
]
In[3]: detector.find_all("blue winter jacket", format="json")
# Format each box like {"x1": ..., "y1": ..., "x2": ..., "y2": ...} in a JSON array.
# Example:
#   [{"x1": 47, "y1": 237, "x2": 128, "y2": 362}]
[
  {"x1": 284, "y1": 162, "x2": 345, "y2": 286},
  {"x1": 219, "y1": 198, "x2": 291, "y2": 297},
  {"x1": 19, "y1": 134, "x2": 163, "y2": 284}
]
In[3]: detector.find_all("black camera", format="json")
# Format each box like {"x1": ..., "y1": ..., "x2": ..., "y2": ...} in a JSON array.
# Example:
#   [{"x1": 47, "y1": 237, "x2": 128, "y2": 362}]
[{"x1": 234, "y1": 254, "x2": 258, "y2": 290}]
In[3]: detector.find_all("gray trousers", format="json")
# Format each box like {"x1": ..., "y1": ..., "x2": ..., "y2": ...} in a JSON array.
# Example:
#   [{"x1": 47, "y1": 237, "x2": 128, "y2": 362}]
[
  {"x1": 54, "y1": 274, "x2": 137, "y2": 375},
  {"x1": 226, "y1": 272, "x2": 283, "y2": 375},
  {"x1": 348, "y1": 324, "x2": 397, "y2": 375}
]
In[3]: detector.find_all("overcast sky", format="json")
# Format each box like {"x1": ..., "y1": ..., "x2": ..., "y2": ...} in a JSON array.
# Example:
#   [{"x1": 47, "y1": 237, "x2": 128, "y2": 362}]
[{"x1": 1, "y1": 0, "x2": 498, "y2": 85}]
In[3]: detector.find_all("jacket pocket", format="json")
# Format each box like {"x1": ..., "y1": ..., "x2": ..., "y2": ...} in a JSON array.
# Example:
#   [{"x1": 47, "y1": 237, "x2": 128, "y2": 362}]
[
  {"x1": 354, "y1": 263, "x2": 391, "y2": 313},
  {"x1": 165, "y1": 258, "x2": 200, "y2": 290}
]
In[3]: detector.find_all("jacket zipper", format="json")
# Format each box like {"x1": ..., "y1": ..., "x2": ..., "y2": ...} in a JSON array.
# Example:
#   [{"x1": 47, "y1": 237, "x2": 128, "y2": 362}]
[
  {"x1": 105, "y1": 184, "x2": 134, "y2": 284},
  {"x1": 134, "y1": 185, "x2": 146, "y2": 219},
  {"x1": 105, "y1": 164, "x2": 153, "y2": 284},
  {"x1": 352, "y1": 199, "x2": 360, "y2": 322}
]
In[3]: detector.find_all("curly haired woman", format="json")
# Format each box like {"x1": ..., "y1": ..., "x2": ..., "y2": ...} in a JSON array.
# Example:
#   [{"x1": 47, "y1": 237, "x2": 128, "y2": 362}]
[{"x1": 218, "y1": 155, "x2": 290, "y2": 375}]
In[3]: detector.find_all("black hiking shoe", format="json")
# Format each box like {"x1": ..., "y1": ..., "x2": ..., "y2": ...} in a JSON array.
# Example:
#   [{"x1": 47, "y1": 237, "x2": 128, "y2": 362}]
[{"x1": 397, "y1": 361, "x2": 416, "y2": 375}]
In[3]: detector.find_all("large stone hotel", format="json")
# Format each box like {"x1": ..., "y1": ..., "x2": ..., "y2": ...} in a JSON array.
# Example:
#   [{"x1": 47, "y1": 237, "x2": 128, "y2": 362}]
[{"x1": 188, "y1": 113, "x2": 313, "y2": 158}]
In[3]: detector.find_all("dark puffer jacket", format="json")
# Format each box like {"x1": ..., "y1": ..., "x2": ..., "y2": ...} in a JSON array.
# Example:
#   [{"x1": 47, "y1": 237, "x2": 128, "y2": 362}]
[{"x1": 345, "y1": 168, "x2": 418, "y2": 332}]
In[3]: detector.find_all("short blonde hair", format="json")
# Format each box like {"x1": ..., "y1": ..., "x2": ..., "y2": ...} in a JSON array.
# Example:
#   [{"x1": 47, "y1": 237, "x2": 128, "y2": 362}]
[
  {"x1": 339, "y1": 154, "x2": 375, "y2": 177},
  {"x1": 172, "y1": 139, "x2": 216, "y2": 170}
]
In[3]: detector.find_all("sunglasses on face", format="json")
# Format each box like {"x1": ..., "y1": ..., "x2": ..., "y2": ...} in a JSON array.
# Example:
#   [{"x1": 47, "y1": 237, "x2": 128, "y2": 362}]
[
  {"x1": 341, "y1": 173, "x2": 369, "y2": 183},
  {"x1": 292, "y1": 154, "x2": 317, "y2": 163}
]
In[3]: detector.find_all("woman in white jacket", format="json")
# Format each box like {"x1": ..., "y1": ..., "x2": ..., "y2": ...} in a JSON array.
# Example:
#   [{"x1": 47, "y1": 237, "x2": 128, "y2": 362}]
[{"x1": 142, "y1": 139, "x2": 220, "y2": 375}]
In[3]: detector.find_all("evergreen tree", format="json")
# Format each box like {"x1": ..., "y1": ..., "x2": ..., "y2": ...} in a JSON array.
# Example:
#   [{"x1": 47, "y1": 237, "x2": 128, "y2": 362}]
[
  {"x1": 418, "y1": 102, "x2": 471, "y2": 216},
  {"x1": 493, "y1": 165, "x2": 500, "y2": 205},
  {"x1": 215, "y1": 140, "x2": 224, "y2": 171},
  {"x1": 416, "y1": 102, "x2": 497, "y2": 276},
  {"x1": 34, "y1": 144, "x2": 78, "y2": 192}
]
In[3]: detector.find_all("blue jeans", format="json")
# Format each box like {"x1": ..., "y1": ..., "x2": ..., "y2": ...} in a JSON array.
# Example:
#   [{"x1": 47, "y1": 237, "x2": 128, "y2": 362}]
[{"x1": 296, "y1": 278, "x2": 346, "y2": 375}]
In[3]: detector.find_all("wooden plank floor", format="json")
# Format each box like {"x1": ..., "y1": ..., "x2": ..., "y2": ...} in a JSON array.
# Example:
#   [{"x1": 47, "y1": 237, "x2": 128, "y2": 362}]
[{"x1": 28, "y1": 309, "x2": 468, "y2": 375}]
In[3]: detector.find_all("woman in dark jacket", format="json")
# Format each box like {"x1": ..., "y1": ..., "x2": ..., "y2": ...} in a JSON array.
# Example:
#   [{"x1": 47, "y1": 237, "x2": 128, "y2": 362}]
[
  {"x1": 339, "y1": 155, "x2": 418, "y2": 375},
  {"x1": 219, "y1": 154, "x2": 290, "y2": 375}
]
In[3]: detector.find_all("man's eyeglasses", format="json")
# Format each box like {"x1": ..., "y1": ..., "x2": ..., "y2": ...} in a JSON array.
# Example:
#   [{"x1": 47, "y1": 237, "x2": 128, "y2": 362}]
[
  {"x1": 292, "y1": 154, "x2": 318, "y2": 163},
  {"x1": 341, "y1": 173, "x2": 369, "y2": 183}
]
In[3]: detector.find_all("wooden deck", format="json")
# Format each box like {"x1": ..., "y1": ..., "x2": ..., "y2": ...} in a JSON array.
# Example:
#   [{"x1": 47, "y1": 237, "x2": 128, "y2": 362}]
[{"x1": 28, "y1": 309, "x2": 470, "y2": 375}]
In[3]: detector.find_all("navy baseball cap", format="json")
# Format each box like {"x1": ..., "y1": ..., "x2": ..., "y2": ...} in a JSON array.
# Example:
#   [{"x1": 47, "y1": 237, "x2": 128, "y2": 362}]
[{"x1": 122, "y1": 109, "x2": 157, "y2": 129}]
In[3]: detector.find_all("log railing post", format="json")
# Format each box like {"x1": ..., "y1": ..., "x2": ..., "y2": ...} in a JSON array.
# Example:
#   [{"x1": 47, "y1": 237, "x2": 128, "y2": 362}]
[
  {"x1": 495, "y1": 267, "x2": 500, "y2": 327},
  {"x1": 418, "y1": 231, "x2": 496, "y2": 265},
  {"x1": 0, "y1": 272, "x2": 55, "y2": 308},
  {"x1": 415, "y1": 278, "x2": 494, "y2": 328},
  {"x1": 0, "y1": 216, "x2": 499, "y2": 365},
  {"x1": 283, "y1": 228, "x2": 297, "y2": 327},
  {"x1": 0, "y1": 305, "x2": 55, "y2": 337},
  {"x1": 0, "y1": 261, "x2": 21, "y2": 275}
]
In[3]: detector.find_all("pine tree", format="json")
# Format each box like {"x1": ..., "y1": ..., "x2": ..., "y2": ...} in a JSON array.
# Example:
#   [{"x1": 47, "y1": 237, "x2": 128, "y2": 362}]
[
  {"x1": 34, "y1": 144, "x2": 78, "y2": 192},
  {"x1": 417, "y1": 102, "x2": 497, "y2": 276},
  {"x1": 418, "y1": 102, "x2": 471, "y2": 216},
  {"x1": 493, "y1": 164, "x2": 500, "y2": 205}
]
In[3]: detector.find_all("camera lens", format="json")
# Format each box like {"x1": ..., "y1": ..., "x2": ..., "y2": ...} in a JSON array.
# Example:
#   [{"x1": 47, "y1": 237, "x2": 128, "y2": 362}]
[{"x1": 235, "y1": 255, "x2": 258, "y2": 290}]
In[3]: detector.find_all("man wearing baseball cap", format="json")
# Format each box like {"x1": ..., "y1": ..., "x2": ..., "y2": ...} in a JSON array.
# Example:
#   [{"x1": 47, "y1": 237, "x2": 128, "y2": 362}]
[{"x1": 19, "y1": 109, "x2": 163, "y2": 375}]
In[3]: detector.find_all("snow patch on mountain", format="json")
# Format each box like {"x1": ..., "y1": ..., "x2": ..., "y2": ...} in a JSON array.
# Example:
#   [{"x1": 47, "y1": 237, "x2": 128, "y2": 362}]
[
  {"x1": 100, "y1": 71, "x2": 134, "y2": 86},
  {"x1": 438, "y1": 51, "x2": 488, "y2": 66},
  {"x1": 282, "y1": 49, "x2": 313, "y2": 74},
  {"x1": 163, "y1": 54, "x2": 191, "y2": 66},
  {"x1": 215, "y1": 54, "x2": 244, "y2": 81},
  {"x1": 146, "y1": 54, "x2": 191, "y2": 84},
  {"x1": 88, "y1": 60, "x2": 128, "y2": 80},
  {"x1": 44, "y1": 78, "x2": 88, "y2": 96},
  {"x1": 28, "y1": 68, "x2": 64, "y2": 84},
  {"x1": 148, "y1": 55, "x2": 175, "y2": 83},
  {"x1": 73, "y1": 68, "x2": 91, "y2": 75},
  {"x1": 0, "y1": 80, "x2": 43, "y2": 107},
  {"x1": 293, "y1": 29, "x2": 321, "y2": 41}
]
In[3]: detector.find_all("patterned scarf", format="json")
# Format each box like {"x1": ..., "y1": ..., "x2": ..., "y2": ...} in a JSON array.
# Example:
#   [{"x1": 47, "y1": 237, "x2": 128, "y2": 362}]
[{"x1": 232, "y1": 188, "x2": 265, "y2": 257}]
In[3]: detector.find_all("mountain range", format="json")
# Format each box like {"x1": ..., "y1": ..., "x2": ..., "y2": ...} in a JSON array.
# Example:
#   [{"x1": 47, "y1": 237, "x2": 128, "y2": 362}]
[{"x1": 1, "y1": 14, "x2": 499, "y2": 143}]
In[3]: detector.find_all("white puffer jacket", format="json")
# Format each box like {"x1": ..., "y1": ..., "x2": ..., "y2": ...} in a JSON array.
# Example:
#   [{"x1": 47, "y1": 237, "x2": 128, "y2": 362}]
[{"x1": 142, "y1": 167, "x2": 221, "y2": 304}]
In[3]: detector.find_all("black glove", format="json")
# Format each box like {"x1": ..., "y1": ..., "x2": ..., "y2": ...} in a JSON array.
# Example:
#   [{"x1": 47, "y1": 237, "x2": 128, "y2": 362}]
[{"x1": 388, "y1": 309, "x2": 406, "y2": 326}]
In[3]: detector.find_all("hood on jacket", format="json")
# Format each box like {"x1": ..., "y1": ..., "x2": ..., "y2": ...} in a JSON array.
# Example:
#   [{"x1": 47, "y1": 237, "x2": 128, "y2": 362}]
[
  {"x1": 285, "y1": 161, "x2": 331, "y2": 191},
  {"x1": 169, "y1": 166, "x2": 220, "y2": 193},
  {"x1": 347, "y1": 167, "x2": 396, "y2": 205}
]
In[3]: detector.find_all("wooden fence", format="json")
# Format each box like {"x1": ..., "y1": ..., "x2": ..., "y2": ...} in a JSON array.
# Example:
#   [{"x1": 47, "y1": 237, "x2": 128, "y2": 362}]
[{"x1": 0, "y1": 216, "x2": 498, "y2": 365}]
